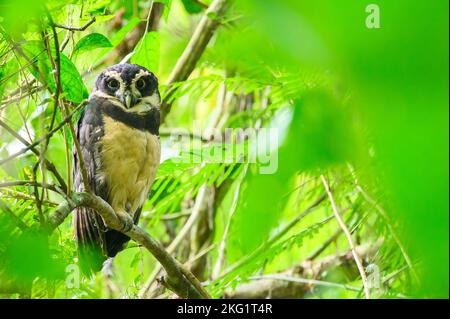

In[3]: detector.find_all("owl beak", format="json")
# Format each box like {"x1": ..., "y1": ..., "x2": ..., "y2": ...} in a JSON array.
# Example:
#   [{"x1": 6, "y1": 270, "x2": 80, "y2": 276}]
[{"x1": 123, "y1": 91, "x2": 132, "y2": 109}]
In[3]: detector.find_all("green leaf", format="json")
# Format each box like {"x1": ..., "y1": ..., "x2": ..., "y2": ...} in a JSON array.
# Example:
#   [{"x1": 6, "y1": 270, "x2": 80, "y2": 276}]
[
  {"x1": 59, "y1": 53, "x2": 89, "y2": 103},
  {"x1": 110, "y1": 17, "x2": 141, "y2": 46},
  {"x1": 181, "y1": 0, "x2": 203, "y2": 14},
  {"x1": 90, "y1": 17, "x2": 141, "y2": 65},
  {"x1": 73, "y1": 33, "x2": 112, "y2": 56},
  {"x1": 0, "y1": 61, "x2": 14, "y2": 104},
  {"x1": 156, "y1": 0, "x2": 172, "y2": 21},
  {"x1": 131, "y1": 32, "x2": 160, "y2": 72},
  {"x1": 21, "y1": 41, "x2": 88, "y2": 103}
]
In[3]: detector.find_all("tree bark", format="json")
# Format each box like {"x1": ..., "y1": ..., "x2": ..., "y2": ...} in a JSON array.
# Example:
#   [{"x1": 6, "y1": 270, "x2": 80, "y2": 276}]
[{"x1": 223, "y1": 242, "x2": 381, "y2": 299}]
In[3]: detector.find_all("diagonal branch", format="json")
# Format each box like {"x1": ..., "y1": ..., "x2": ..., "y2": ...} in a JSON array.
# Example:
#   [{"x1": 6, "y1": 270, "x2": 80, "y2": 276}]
[
  {"x1": 43, "y1": 192, "x2": 210, "y2": 299},
  {"x1": 139, "y1": 183, "x2": 209, "y2": 298}
]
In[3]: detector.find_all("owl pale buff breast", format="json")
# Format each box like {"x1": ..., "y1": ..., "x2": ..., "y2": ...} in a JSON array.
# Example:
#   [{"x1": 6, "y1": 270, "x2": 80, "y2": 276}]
[{"x1": 99, "y1": 116, "x2": 160, "y2": 216}]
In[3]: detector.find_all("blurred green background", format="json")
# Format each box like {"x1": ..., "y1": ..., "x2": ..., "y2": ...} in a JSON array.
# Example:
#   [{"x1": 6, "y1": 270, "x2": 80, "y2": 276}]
[{"x1": 0, "y1": 0, "x2": 448, "y2": 298}]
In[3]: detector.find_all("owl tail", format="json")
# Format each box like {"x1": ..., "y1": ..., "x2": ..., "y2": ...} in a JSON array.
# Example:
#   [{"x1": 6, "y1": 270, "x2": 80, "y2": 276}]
[
  {"x1": 73, "y1": 207, "x2": 142, "y2": 275},
  {"x1": 73, "y1": 208, "x2": 107, "y2": 275}
]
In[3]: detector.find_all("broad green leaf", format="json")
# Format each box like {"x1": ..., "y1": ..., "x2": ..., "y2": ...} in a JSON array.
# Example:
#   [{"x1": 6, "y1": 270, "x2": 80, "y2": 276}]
[
  {"x1": 59, "y1": 53, "x2": 89, "y2": 103},
  {"x1": 21, "y1": 41, "x2": 88, "y2": 103},
  {"x1": 73, "y1": 33, "x2": 112, "y2": 56},
  {"x1": 91, "y1": 17, "x2": 140, "y2": 64},
  {"x1": 0, "y1": 230, "x2": 66, "y2": 283},
  {"x1": 181, "y1": 0, "x2": 204, "y2": 14},
  {"x1": 131, "y1": 32, "x2": 160, "y2": 72},
  {"x1": 110, "y1": 17, "x2": 141, "y2": 46}
]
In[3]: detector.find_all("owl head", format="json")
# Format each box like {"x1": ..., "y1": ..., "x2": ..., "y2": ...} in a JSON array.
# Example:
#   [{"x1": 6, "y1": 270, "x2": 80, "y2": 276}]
[{"x1": 91, "y1": 63, "x2": 160, "y2": 111}]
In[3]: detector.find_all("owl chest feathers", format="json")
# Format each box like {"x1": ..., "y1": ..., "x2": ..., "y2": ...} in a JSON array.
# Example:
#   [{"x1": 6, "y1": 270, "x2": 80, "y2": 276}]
[{"x1": 97, "y1": 114, "x2": 160, "y2": 214}]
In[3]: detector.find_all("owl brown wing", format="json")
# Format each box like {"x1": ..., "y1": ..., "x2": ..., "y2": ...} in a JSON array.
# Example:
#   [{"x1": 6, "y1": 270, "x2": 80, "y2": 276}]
[{"x1": 72, "y1": 102, "x2": 108, "y2": 274}]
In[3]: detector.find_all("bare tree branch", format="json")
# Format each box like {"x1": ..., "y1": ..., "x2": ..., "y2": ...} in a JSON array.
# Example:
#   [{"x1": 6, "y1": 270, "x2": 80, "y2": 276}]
[
  {"x1": 161, "y1": 0, "x2": 232, "y2": 121},
  {"x1": 42, "y1": 192, "x2": 210, "y2": 299},
  {"x1": 139, "y1": 183, "x2": 209, "y2": 298},
  {"x1": 224, "y1": 242, "x2": 381, "y2": 299}
]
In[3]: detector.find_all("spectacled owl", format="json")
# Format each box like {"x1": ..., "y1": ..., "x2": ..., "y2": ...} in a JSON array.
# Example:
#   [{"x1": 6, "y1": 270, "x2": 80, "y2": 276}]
[{"x1": 73, "y1": 63, "x2": 161, "y2": 274}]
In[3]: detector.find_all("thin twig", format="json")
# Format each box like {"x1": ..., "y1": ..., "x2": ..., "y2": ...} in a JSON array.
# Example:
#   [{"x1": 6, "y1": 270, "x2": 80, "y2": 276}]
[
  {"x1": 43, "y1": 8, "x2": 62, "y2": 139},
  {"x1": 46, "y1": 11, "x2": 90, "y2": 193},
  {"x1": 0, "y1": 85, "x2": 42, "y2": 106},
  {"x1": 159, "y1": 211, "x2": 192, "y2": 221},
  {"x1": 212, "y1": 164, "x2": 248, "y2": 279},
  {"x1": 0, "y1": 180, "x2": 65, "y2": 196},
  {"x1": 0, "y1": 190, "x2": 58, "y2": 206},
  {"x1": 307, "y1": 227, "x2": 342, "y2": 260},
  {"x1": 0, "y1": 100, "x2": 87, "y2": 166},
  {"x1": 222, "y1": 242, "x2": 382, "y2": 299},
  {"x1": 358, "y1": 185, "x2": 419, "y2": 282},
  {"x1": 320, "y1": 174, "x2": 370, "y2": 299},
  {"x1": 185, "y1": 244, "x2": 216, "y2": 267},
  {"x1": 0, "y1": 119, "x2": 68, "y2": 193},
  {"x1": 0, "y1": 200, "x2": 29, "y2": 231},
  {"x1": 62, "y1": 124, "x2": 71, "y2": 195},
  {"x1": 54, "y1": 17, "x2": 96, "y2": 31}
]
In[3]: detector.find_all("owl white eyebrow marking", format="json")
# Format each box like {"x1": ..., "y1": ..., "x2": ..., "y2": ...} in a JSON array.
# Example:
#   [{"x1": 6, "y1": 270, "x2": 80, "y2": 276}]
[
  {"x1": 104, "y1": 70, "x2": 122, "y2": 79},
  {"x1": 130, "y1": 69, "x2": 151, "y2": 97},
  {"x1": 104, "y1": 70, "x2": 126, "y2": 96},
  {"x1": 134, "y1": 69, "x2": 151, "y2": 79}
]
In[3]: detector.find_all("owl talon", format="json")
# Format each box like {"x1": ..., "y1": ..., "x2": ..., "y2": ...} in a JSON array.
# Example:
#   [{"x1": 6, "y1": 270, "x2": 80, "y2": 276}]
[
  {"x1": 116, "y1": 211, "x2": 133, "y2": 232},
  {"x1": 121, "y1": 220, "x2": 133, "y2": 232}
]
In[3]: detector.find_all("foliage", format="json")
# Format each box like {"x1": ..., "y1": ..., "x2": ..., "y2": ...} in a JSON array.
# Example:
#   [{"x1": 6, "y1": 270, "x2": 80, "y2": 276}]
[{"x1": 0, "y1": 0, "x2": 448, "y2": 299}]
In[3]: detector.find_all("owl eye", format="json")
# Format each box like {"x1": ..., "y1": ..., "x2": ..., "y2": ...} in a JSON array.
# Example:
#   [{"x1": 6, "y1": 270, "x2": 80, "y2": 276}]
[
  {"x1": 136, "y1": 78, "x2": 146, "y2": 89},
  {"x1": 107, "y1": 79, "x2": 119, "y2": 90}
]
